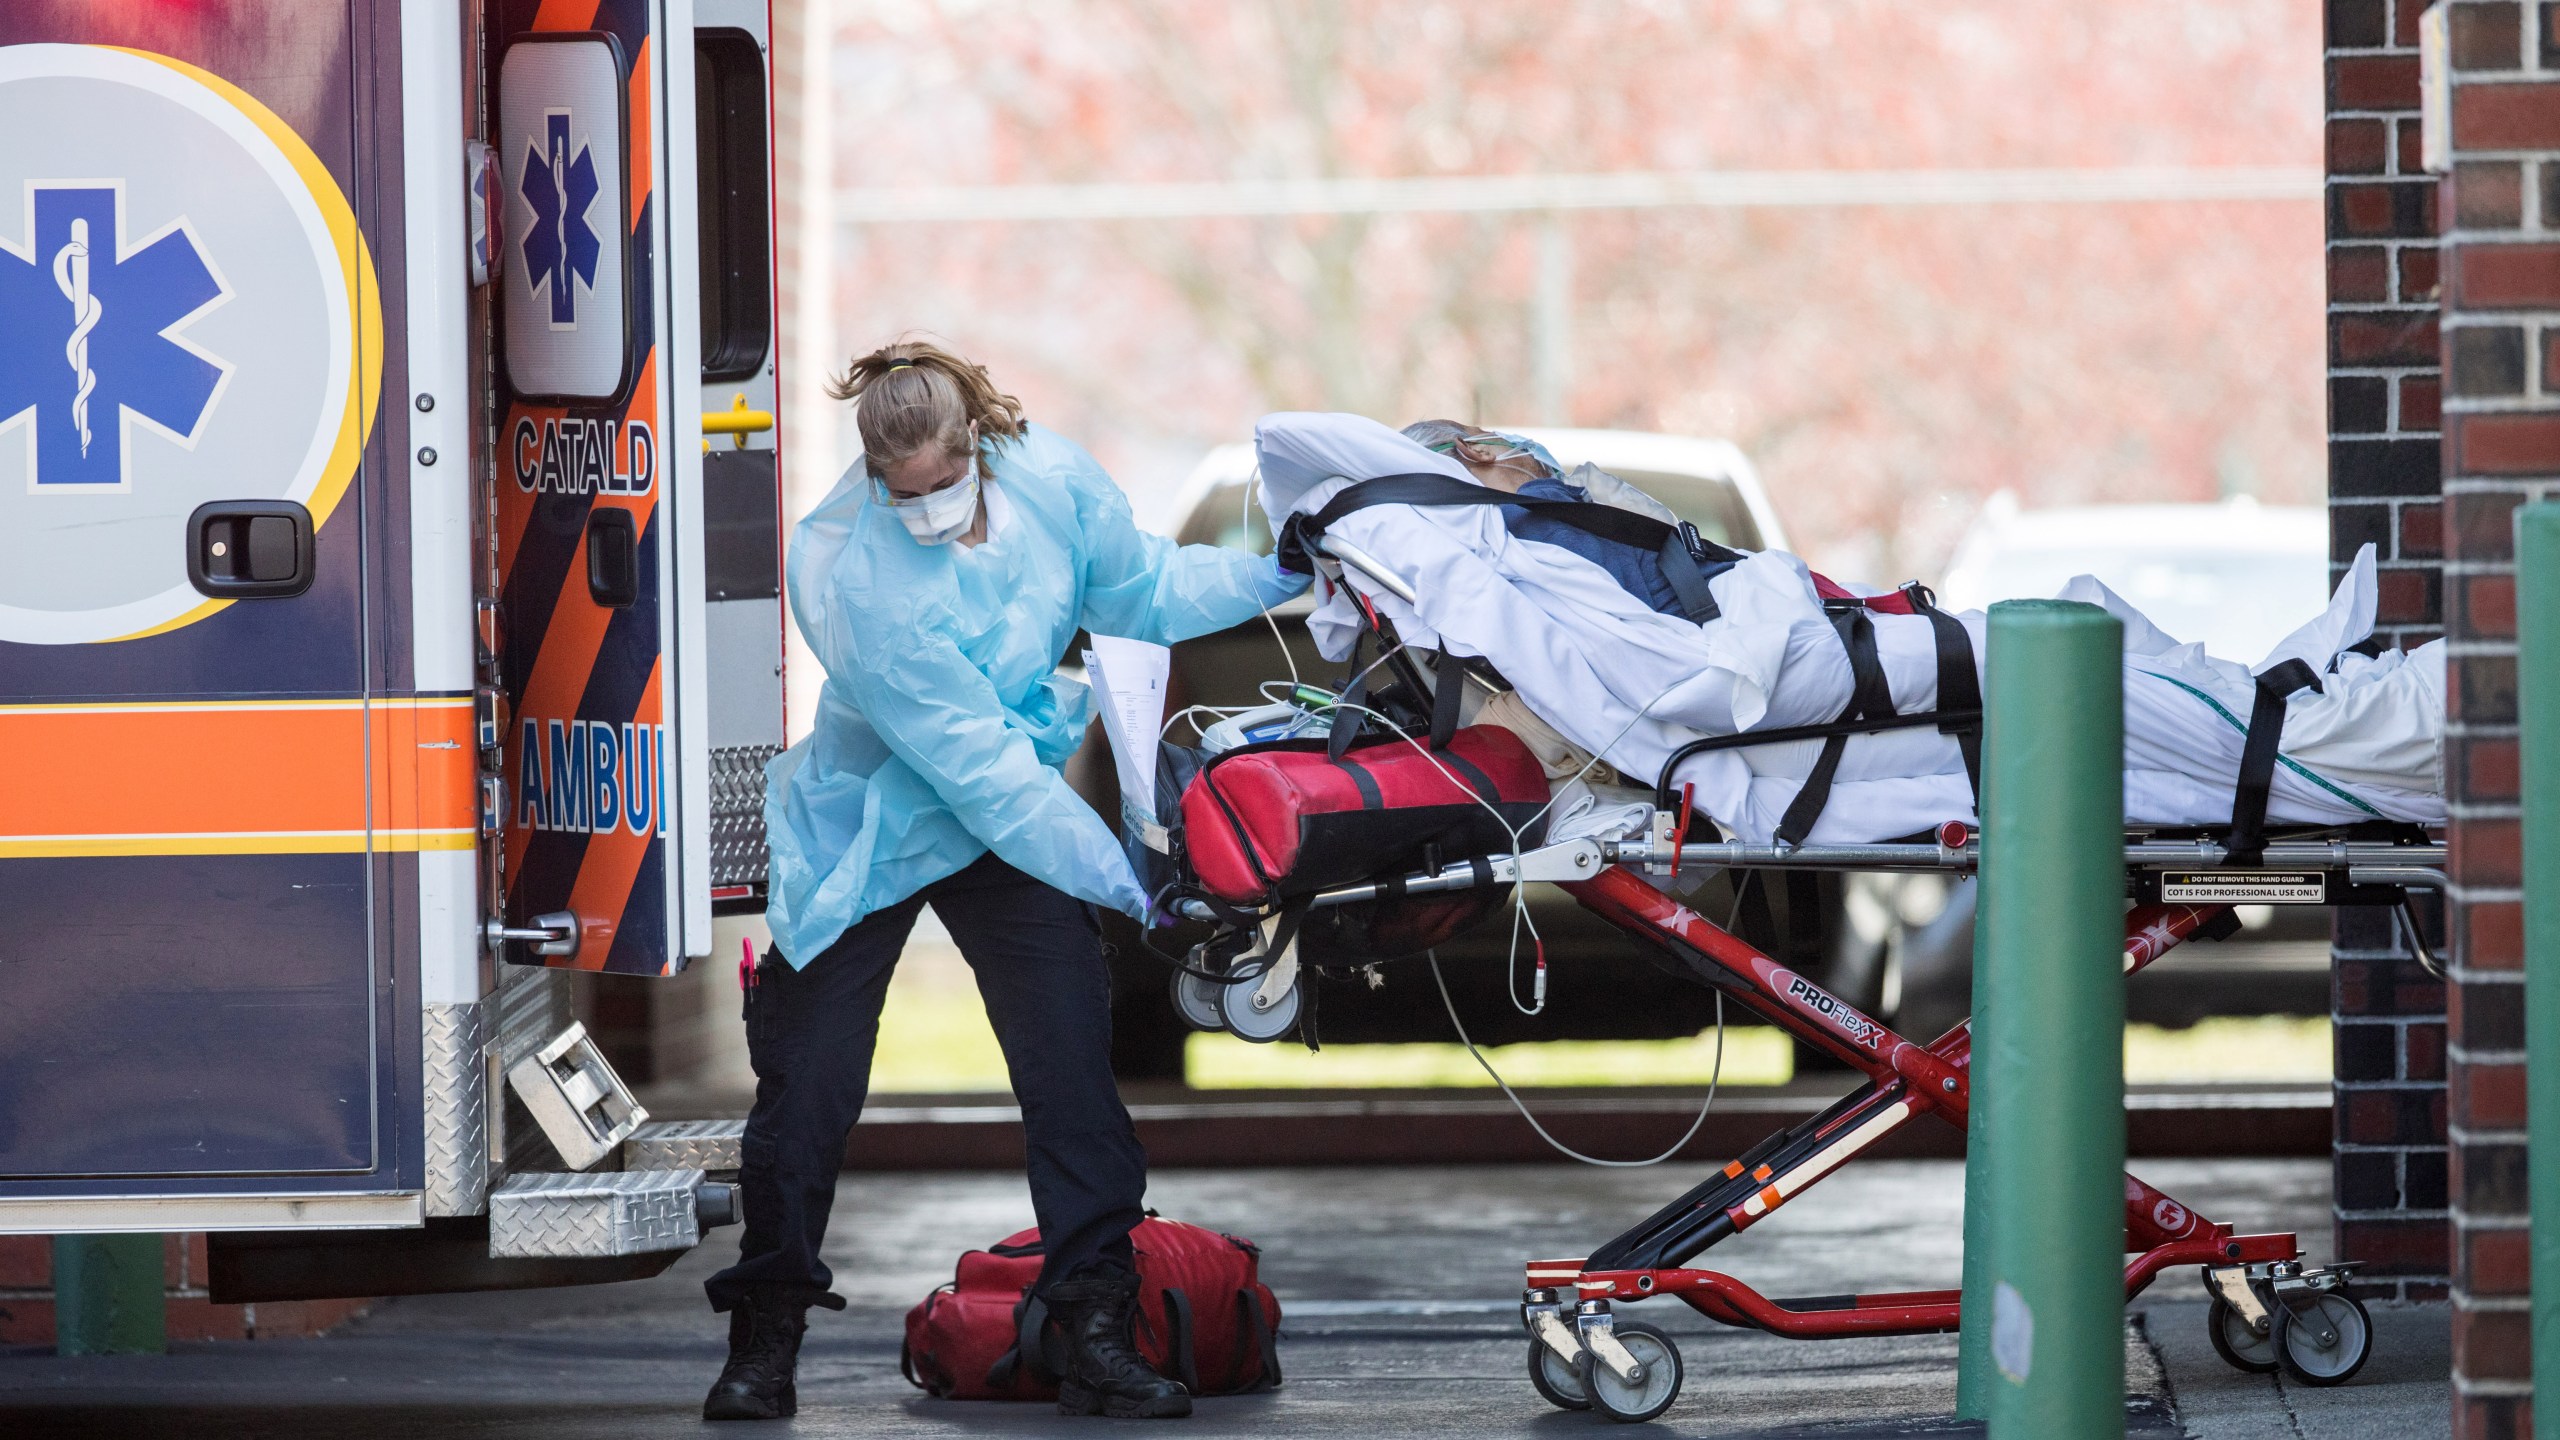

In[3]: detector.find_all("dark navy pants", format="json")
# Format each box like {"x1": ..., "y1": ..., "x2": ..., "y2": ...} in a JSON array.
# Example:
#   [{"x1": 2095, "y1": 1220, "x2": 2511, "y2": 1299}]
[{"x1": 704, "y1": 853, "x2": 1146, "y2": 1312}]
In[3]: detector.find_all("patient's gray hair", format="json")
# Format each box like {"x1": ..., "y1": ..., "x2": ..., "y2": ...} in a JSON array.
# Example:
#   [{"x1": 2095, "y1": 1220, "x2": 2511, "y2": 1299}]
[{"x1": 1401, "y1": 418, "x2": 1552, "y2": 480}]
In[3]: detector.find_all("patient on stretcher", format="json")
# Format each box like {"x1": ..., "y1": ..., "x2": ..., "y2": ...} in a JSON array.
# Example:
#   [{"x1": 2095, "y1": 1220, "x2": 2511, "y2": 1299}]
[{"x1": 1252, "y1": 411, "x2": 2445, "y2": 847}]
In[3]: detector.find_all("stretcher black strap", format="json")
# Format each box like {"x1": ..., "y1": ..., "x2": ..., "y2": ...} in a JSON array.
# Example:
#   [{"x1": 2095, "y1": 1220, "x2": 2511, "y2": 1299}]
[
  {"x1": 1770, "y1": 610, "x2": 1899, "y2": 847},
  {"x1": 1328, "y1": 629, "x2": 1378, "y2": 761},
  {"x1": 1650, "y1": 599, "x2": 1984, "y2": 814},
  {"x1": 1429, "y1": 647, "x2": 1466, "y2": 748},
  {"x1": 1656, "y1": 534, "x2": 1725, "y2": 623},
  {"x1": 1304, "y1": 472, "x2": 1742, "y2": 624},
  {"x1": 1905, "y1": 584, "x2": 1984, "y2": 801},
  {"x1": 2225, "y1": 658, "x2": 2323, "y2": 866}
]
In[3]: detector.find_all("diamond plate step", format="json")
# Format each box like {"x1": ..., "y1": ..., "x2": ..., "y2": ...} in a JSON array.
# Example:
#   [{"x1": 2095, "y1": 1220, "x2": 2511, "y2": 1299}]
[
  {"x1": 624, "y1": 1118, "x2": 744, "y2": 1172},
  {"x1": 488, "y1": 1168, "x2": 704, "y2": 1258}
]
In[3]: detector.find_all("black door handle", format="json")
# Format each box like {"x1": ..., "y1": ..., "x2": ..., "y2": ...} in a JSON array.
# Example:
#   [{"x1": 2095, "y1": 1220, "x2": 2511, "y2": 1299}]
[
  {"x1": 187, "y1": 501, "x2": 314, "y2": 599},
  {"x1": 587, "y1": 506, "x2": 638, "y2": 608}
]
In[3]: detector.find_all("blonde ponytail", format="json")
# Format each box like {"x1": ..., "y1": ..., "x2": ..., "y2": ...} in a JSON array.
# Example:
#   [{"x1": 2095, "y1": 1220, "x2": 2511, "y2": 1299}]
[{"x1": 827, "y1": 337, "x2": 1026, "y2": 476}]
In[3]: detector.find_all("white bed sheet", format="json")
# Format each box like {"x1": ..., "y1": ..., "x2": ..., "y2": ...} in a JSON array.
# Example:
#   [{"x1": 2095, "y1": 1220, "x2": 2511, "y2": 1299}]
[{"x1": 1253, "y1": 411, "x2": 2444, "y2": 844}]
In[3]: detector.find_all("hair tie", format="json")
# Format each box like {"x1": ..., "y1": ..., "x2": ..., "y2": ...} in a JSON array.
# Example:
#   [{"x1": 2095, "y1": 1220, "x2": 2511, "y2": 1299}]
[{"x1": 886, "y1": 361, "x2": 914, "y2": 372}]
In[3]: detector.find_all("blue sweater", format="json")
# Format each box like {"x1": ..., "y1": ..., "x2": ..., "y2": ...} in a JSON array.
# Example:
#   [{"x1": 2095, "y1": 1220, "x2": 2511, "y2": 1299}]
[{"x1": 1500, "y1": 477, "x2": 1685, "y2": 617}]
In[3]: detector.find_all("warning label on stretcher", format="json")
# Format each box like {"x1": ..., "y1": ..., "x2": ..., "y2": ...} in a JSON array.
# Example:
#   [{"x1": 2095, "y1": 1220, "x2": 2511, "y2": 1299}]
[{"x1": 2157, "y1": 872, "x2": 2328, "y2": 904}]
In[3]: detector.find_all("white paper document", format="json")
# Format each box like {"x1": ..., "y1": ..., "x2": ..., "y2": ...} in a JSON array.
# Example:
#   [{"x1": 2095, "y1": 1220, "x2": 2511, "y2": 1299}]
[{"x1": 1082, "y1": 635, "x2": 1172, "y2": 847}]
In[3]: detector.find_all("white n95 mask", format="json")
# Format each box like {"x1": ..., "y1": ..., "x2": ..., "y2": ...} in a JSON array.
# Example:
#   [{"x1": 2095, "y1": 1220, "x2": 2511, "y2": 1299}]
[{"x1": 879, "y1": 469, "x2": 981, "y2": 546}]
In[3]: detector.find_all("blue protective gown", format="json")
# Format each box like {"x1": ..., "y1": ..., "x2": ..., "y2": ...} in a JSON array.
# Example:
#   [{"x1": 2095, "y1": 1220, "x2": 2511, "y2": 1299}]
[{"x1": 763, "y1": 424, "x2": 1307, "y2": 966}]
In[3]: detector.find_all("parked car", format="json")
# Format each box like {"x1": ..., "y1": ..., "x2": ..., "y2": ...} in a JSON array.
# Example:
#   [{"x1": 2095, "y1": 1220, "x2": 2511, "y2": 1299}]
[
  {"x1": 1867, "y1": 495, "x2": 2340, "y2": 1042},
  {"x1": 1938, "y1": 493, "x2": 2332, "y2": 664},
  {"x1": 1083, "y1": 427, "x2": 1889, "y2": 1080}
]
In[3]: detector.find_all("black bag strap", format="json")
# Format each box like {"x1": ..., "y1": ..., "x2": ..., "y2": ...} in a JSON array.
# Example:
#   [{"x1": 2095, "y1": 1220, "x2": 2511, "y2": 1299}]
[
  {"x1": 1770, "y1": 610, "x2": 1898, "y2": 847},
  {"x1": 1160, "y1": 1287, "x2": 1200, "y2": 1394},
  {"x1": 1233, "y1": 1288, "x2": 1283, "y2": 1392},
  {"x1": 1904, "y1": 583, "x2": 1984, "y2": 801},
  {"x1": 986, "y1": 1290, "x2": 1053, "y2": 1391},
  {"x1": 1307, "y1": 473, "x2": 1740, "y2": 624},
  {"x1": 2226, "y1": 658, "x2": 2323, "y2": 865}
]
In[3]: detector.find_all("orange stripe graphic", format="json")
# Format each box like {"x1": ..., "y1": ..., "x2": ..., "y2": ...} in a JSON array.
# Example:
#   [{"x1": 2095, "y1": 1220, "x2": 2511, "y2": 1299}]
[
  {"x1": 0, "y1": 700, "x2": 474, "y2": 853},
  {"x1": 627, "y1": 34, "x2": 654, "y2": 229},
  {"x1": 531, "y1": 0, "x2": 602, "y2": 33}
]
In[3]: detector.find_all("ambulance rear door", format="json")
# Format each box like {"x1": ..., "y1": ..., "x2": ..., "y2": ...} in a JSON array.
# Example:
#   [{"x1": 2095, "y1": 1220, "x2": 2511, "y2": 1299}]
[{"x1": 490, "y1": 0, "x2": 719, "y2": 974}]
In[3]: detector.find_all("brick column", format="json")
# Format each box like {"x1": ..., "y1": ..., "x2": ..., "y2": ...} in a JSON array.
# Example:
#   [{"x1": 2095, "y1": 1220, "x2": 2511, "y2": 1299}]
[
  {"x1": 2329, "y1": 0, "x2": 2453, "y2": 1302},
  {"x1": 2440, "y1": 4, "x2": 2560, "y2": 1432}
]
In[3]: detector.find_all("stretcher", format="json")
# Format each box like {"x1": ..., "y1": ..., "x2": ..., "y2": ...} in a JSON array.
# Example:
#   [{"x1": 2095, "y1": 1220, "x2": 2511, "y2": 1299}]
[
  {"x1": 1170, "y1": 819, "x2": 2439, "y2": 1423},
  {"x1": 1149, "y1": 537, "x2": 2442, "y2": 1425}
]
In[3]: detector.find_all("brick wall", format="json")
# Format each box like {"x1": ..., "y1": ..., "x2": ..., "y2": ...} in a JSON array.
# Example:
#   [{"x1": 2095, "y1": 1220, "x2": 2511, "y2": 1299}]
[
  {"x1": 0, "y1": 1236, "x2": 367, "y2": 1349},
  {"x1": 2438, "y1": 3, "x2": 2559, "y2": 1433},
  {"x1": 2328, "y1": 0, "x2": 2454, "y2": 1303}
]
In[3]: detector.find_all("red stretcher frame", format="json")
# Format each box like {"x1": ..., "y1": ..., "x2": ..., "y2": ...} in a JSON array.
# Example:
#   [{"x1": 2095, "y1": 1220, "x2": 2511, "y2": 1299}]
[{"x1": 1521, "y1": 865, "x2": 2297, "y2": 1338}]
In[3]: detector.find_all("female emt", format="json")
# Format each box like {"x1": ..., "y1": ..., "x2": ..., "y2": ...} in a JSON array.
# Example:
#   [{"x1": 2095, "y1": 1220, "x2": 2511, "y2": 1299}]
[{"x1": 701, "y1": 340, "x2": 1308, "y2": 1422}]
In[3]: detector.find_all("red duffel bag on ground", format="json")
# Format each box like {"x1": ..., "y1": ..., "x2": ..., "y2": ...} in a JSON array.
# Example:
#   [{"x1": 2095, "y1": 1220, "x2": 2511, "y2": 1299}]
[{"x1": 901, "y1": 1217, "x2": 1283, "y2": 1402}]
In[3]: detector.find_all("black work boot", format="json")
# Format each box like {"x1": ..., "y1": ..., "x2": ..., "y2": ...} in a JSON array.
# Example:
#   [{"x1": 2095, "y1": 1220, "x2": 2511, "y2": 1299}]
[
  {"x1": 703, "y1": 1289, "x2": 812, "y2": 1421},
  {"x1": 1046, "y1": 1265, "x2": 1193, "y2": 1419}
]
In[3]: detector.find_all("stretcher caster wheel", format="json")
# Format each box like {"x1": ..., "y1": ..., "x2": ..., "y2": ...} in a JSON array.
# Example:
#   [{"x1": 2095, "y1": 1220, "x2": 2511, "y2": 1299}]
[
  {"x1": 1171, "y1": 967, "x2": 1225, "y2": 1031},
  {"x1": 2206, "y1": 1296, "x2": 2277, "y2": 1374},
  {"x1": 2273, "y1": 1292, "x2": 2371, "y2": 1386},
  {"x1": 1216, "y1": 973, "x2": 1301, "y2": 1043},
  {"x1": 1525, "y1": 1339, "x2": 1589, "y2": 1410},
  {"x1": 1576, "y1": 1321, "x2": 1681, "y2": 1424}
]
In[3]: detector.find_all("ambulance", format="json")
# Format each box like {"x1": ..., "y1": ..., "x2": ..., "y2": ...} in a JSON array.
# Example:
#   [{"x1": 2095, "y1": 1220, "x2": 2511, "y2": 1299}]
[{"x1": 0, "y1": 1, "x2": 784, "y2": 1295}]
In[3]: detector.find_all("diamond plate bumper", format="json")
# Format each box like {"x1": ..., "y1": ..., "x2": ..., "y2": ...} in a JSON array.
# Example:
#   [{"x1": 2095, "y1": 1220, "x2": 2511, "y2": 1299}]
[
  {"x1": 423, "y1": 1001, "x2": 490, "y2": 1218},
  {"x1": 488, "y1": 1169, "x2": 704, "y2": 1258}
]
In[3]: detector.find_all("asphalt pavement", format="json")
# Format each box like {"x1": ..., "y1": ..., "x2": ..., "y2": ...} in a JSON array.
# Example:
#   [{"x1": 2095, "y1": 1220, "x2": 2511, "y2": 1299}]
[{"x1": 0, "y1": 1159, "x2": 2444, "y2": 1438}]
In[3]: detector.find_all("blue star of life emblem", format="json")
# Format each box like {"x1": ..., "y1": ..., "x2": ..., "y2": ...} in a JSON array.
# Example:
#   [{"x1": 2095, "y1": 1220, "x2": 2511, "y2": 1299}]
[
  {"x1": 0, "y1": 184, "x2": 230, "y2": 488},
  {"x1": 521, "y1": 110, "x2": 601, "y2": 327}
]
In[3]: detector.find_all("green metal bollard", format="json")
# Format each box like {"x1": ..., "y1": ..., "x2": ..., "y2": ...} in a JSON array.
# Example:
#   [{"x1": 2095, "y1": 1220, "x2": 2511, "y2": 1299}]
[
  {"x1": 1955, "y1": 884, "x2": 1995, "y2": 1421},
  {"x1": 51, "y1": 1234, "x2": 167, "y2": 1356},
  {"x1": 2522, "y1": 506, "x2": 2560, "y2": 1440},
  {"x1": 1970, "y1": 600, "x2": 2126, "y2": 1438}
]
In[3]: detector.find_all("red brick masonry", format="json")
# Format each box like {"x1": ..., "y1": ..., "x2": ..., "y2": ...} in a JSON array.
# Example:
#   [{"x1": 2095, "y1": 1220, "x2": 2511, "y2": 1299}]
[{"x1": 0, "y1": 1235, "x2": 368, "y2": 1348}]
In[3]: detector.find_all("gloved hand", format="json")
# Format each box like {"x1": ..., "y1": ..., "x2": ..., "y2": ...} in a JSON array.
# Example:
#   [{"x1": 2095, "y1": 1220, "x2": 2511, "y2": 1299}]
[{"x1": 1273, "y1": 512, "x2": 1319, "y2": 576}]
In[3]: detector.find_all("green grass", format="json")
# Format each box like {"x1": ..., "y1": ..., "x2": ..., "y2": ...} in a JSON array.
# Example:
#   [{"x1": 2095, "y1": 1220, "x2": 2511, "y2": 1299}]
[
  {"x1": 868, "y1": 959, "x2": 2335, "y2": 1093},
  {"x1": 2122, "y1": 1015, "x2": 2333, "y2": 1085},
  {"x1": 1184, "y1": 1028, "x2": 1797, "y2": 1089}
]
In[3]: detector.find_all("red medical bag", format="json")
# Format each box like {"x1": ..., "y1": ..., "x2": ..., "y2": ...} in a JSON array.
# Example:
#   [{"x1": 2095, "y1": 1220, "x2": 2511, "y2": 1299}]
[
  {"x1": 901, "y1": 1218, "x2": 1283, "y2": 1402},
  {"x1": 1181, "y1": 725, "x2": 1550, "y2": 906}
]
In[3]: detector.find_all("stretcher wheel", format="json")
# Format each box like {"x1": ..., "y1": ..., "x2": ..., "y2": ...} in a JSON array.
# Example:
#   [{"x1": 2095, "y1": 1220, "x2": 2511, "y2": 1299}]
[
  {"x1": 2206, "y1": 1296, "x2": 2277, "y2": 1374},
  {"x1": 1526, "y1": 1338, "x2": 1590, "y2": 1410},
  {"x1": 1170, "y1": 967, "x2": 1225, "y2": 1031},
  {"x1": 1215, "y1": 972, "x2": 1301, "y2": 1043},
  {"x1": 2273, "y1": 1292, "x2": 2371, "y2": 1387},
  {"x1": 1575, "y1": 1321, "x2": 1681, "y2": 1424}
]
